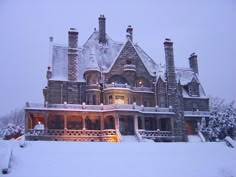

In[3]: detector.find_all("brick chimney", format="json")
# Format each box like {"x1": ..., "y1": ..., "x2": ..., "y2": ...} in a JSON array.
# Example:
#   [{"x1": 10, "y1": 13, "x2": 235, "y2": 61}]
[
  {"x1": 189, "y1": 53, "x2": 199, "y2": 75},
  {"x1": 68, "y1": 28, "x2": 78, "y2": 81},
  {"x1": 126, "y1": 25, "x2": 133, "y2": 41},
  {"x1": 98, "y1": 15, "x2": 106, "y2": 44}
]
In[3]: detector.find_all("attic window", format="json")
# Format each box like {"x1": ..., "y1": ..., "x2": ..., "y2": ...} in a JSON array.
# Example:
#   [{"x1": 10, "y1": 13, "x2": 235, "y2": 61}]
[{"x1": 126, "y1": 60, "x2": 131, "y2": 64}]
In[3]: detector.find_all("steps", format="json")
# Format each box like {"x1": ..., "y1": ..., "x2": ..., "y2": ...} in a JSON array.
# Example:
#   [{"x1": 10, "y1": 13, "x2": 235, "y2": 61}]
[{"x1": 121, "y1": 135, "x2": 139, "y2": 142}]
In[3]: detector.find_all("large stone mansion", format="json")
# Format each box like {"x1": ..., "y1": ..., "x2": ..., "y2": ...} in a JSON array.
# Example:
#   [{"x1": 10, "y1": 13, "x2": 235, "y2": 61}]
[{"x1": 25, "y1": 15, "x2": 209, "y2": 142}]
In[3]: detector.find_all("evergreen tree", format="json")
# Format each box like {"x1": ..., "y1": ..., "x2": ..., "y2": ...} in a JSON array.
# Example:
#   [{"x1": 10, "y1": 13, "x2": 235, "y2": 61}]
[{"x1": 201, "y1": 99, "x2": 236, "y2": 141}]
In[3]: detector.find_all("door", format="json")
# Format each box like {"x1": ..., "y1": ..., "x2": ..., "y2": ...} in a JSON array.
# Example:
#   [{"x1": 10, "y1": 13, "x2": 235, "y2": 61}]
[{"x1": 119, "y1": 117, "x2": 134, "y2": 135}]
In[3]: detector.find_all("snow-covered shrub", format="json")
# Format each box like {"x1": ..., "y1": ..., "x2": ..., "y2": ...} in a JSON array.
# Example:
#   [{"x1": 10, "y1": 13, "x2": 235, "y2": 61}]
[
  {"x1": 3, "y1": 123, "x2": 24, "y2": 140},
  {"x1": 201, "y1": 99, "x2": 236, "y2": 141},
  {"x1": 33, "y1": 122, "x2": 45, "y2": 135},
  {"x1": 0, "y1": 108, "x2": 25, "y2": 139}
]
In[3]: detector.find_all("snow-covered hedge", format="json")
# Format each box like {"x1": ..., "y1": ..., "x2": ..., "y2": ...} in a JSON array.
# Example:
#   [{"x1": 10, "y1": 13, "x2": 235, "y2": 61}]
[{"x1": 2, "y1": 123, "x2": 24, "y2": 140}]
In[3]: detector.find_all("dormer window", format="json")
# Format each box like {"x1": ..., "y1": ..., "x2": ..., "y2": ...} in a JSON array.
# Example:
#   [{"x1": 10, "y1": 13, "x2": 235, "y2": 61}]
[{"x1": 189, "y1": 80, "x2": 199, "y2": 97}]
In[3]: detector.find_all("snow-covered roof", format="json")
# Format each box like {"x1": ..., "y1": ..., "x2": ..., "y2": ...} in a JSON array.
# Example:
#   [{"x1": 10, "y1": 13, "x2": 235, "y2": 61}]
[
  {"x1": 51, "y1": 45, "x2": 68, "y2": 81},
  {"x1": 51, "y1": 32, "x2": 123, "y2": 81},
  {"x1": 176, "y1": 67, "x2": 199, "y2": 86},
  {"x1": 176, "y1": 67, "x2": 207, "y2": 98},
  {"x1": 50, "y1": 30, "x2": 206, "y2": 99},
  {"x1": 50, "y1": 31, "x2": 161, "y2": 81}
]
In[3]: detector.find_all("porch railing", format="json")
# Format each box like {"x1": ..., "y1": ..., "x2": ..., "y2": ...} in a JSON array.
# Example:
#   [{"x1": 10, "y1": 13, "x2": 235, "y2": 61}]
[
  {"x1": 26, "y1": 129, "x2": 117, "y2": 137},
  {"x1": 25, "y1": 103, "x2": 174, "y2": 114},
  {"x1": 138, "y1": 130, "x2": 172, "y2": 138}
]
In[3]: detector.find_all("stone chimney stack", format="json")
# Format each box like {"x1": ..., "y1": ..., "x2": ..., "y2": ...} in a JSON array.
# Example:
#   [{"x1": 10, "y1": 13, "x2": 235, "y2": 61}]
[
  {"x1": 189, "y1": 53, "x2": 199, "y2": 75},
  {"x1": 164, "y1": 38, "x2": 185, "y2": 141},
  {"x1": 98, "y1": 15, "x2": 106, "y2": 44},
  {"x1": 68, "y1": 28, "x2": 78, "y2": 81},
  {"x1": 164, "y1": 38, "x2": 177, "y2": 108},
  {"x1": 126, "y1": 25, "x2": 133, "y2": 41}
]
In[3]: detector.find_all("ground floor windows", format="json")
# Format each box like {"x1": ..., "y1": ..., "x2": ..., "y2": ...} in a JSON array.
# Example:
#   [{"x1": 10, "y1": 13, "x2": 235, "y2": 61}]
[
  {"x1": 48, "y1": 115, "x2": 64, "y2": 129},
  {"x1": 67, "y1": 116, "x2": 82, "y2": 130},
  {"x1": 85, "y1": 117, "x2": 100, "y2": 130},
  {"x1": 104, "y1": 116, "x2": 115, "y2": 129},
  {"x1": 145, "y1": 118, "x2": 157, "y2": 130},
  {"x1": 160, "y1": 118, "x2": 171, "y2": 131}
]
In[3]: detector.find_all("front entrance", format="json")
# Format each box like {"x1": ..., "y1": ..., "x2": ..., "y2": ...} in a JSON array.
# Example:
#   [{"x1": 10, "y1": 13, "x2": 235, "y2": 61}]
[
  {"x1": 185, "y1": 120, "x2": 198, "y2": 135},
  {"x1": 119, "y1": 117, "x2": 134, "y2": 135}
]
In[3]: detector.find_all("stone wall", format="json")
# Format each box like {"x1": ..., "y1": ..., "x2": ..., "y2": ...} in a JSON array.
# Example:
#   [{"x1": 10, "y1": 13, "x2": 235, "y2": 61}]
[
  {"x1": 47, "y1": 80, "x2": 86, "y2": 104},
  {"x1": 156, "y1": 78, "x2": 167, "y2": 107},
  {"x1": 105, "y1": 40, "x2": 155, "y2": 86}
]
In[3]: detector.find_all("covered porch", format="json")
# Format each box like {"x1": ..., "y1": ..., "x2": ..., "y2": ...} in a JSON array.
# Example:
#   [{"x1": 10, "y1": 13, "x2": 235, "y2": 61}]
[
  {"x1": 25, "y1": 103, "x2": 177, "y2": 142},
  {"x1": 25, "y1": 111, "x2": 119, "y2": 142}
]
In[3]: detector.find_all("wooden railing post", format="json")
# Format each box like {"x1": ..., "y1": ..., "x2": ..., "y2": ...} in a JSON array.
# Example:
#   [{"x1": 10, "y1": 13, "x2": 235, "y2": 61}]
[{"x1": 82, "y1": 115, "x2": 86, "y2": 130}]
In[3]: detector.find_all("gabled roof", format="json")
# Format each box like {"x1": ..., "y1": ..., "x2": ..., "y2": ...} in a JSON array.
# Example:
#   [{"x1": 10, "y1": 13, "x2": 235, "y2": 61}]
[
  {"x1": 175, "y1": 67, "x2": 200, "y2": 86},
  {"x1": 50, "y1": 31, "x2": 160, "y2": 81},
  {"x1": 176, "y1": 67, "x2": 207, "y2": 98},
  {"x1": 50, "y1": 29, "x2": 205, "y2": 99}
]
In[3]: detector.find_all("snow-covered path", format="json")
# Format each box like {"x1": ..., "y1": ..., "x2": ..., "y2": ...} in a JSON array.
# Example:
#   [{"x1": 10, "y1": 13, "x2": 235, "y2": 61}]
[{"x1": 1, "y1": 140, "x2": 236, "y2": 177}]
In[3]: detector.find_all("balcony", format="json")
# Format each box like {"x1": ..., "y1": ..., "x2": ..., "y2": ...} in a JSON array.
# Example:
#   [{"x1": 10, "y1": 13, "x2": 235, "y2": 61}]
[
  {"x1": 104, "y1": 83, "x2": 153, "y2": 93},
  {"x1": 86, "y1": 84, "x2": 100, "y2": 90},
  {"x1": 25, "y1": 103, "x2": 174, "y2": 114},
  {"x1": 132, "y1": 86, "x2": 153, "y2": 92},
  {"x1": 184, "y1": 111, "x2": 210, "y2": 117},
  {"x1": 105, "y1": 83, "x2": 131, "y2": 89},
  {"x1": 123, "y1": 64, "x2": 136, "y2": 72}
]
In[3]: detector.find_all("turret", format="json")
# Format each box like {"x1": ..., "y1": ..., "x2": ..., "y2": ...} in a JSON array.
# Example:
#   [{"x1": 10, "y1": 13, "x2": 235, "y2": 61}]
[
  {"x1": 68, "y1": 28, "x2": 78, "y2": 81},
  {"x1": 84, "y1": 46, "x2": 101, "y2": 105}
]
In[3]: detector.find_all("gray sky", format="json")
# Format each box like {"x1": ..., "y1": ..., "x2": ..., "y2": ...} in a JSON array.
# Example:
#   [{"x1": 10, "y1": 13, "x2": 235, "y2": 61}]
[{"x1": 0, "y1": 0, "x2": 235, "y2": 116}]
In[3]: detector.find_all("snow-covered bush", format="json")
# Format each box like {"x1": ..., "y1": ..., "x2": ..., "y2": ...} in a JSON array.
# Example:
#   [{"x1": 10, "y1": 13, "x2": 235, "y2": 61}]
[
  {"x1": 0, "y1": 108, "x2": 24, "y2": 138},
  {"x1": 32, "y1": 122, "x2": 45, "y2": 135},
  {"x1": 3, "y1": 123, "x2": 24, "y2": 140},
  {"x1": 201, "y1": 99, "x2": 236, "y2": 141}
]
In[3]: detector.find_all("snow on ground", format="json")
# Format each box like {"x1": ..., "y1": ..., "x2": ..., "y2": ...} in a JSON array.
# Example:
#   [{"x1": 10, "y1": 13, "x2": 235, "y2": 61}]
[
  {"x1": 121, "y1": 135, "x2": 140, "y2": 142},
  {"x1": 1, "y1": 140, "x2": 236, "y2": 177},
  {"x1": 188, "y1": 135, "x2": 202, "y2": 142}
]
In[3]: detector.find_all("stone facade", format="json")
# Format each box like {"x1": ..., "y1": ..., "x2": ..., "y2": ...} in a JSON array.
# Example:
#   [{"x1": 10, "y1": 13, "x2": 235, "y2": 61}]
[{"x1": 25, "y1": 15, "x2": 209, "y2": 142}]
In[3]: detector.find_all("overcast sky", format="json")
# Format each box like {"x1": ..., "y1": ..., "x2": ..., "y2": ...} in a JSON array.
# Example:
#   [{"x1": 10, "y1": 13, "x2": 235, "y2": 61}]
[{"x1": 0, "y1": 0, "x2": 235, "y2": 116}]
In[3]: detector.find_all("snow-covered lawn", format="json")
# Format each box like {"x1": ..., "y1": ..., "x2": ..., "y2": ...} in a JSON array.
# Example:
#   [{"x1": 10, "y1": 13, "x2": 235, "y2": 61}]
[{"x1": 1, "y1": 140, "x2": 236, "y2": 177}]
